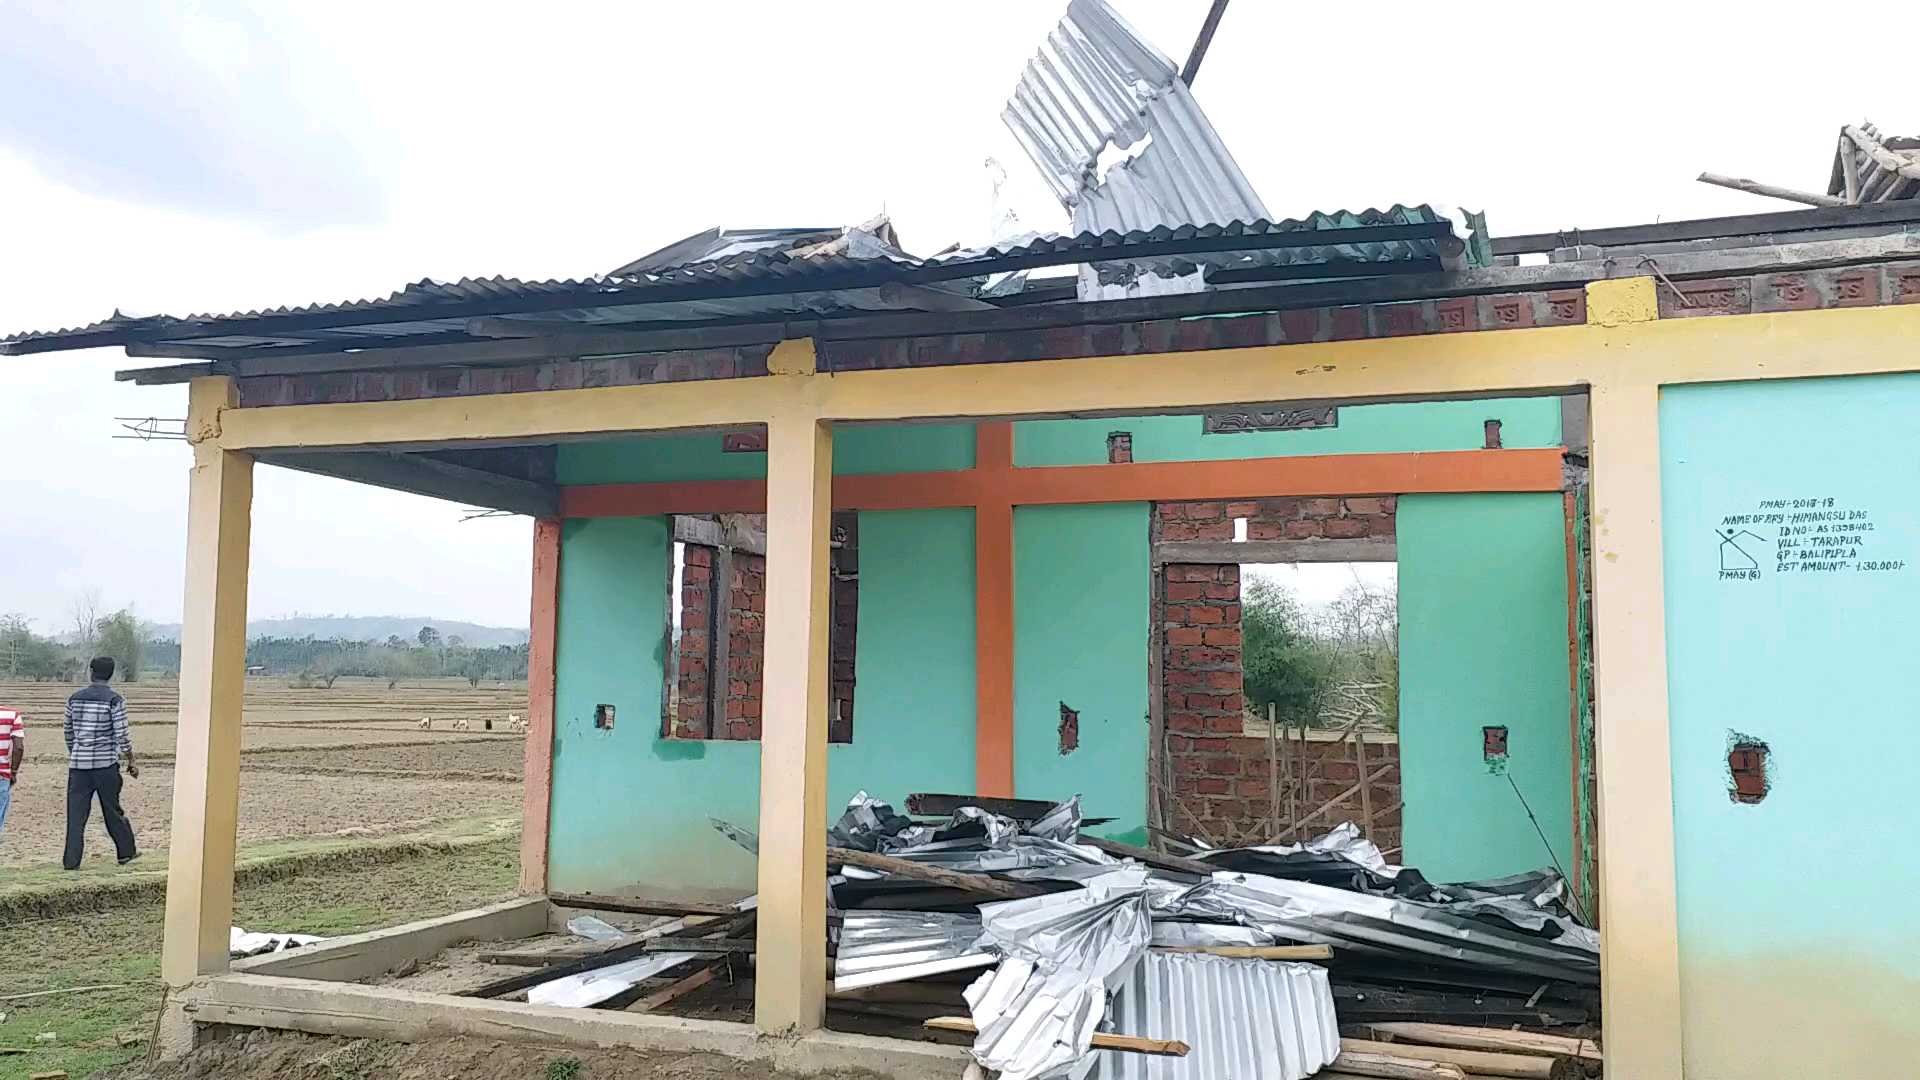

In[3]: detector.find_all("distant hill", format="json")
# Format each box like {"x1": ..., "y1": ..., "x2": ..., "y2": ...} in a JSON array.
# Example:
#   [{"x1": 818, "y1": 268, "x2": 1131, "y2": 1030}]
[{"x1": 146, "y1": 616, "x2": 528, "y2": 648}]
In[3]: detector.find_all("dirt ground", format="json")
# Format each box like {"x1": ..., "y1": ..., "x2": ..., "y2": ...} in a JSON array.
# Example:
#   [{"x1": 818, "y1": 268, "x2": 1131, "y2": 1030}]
[
  {"x1": 116, "y1": 1030, "x2": 897, "y2": 1080},
  {"x1": 0, "y1": 763, "x2": 522, "y2": 868},
  {"x1": 0, "y1": 676, "x2": 528, "y2": 871}
]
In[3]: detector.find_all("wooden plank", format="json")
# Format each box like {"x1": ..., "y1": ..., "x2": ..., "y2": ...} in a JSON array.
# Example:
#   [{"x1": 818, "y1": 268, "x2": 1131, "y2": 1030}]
[
  {"x1": 1491, "y1": 197, "x2": 1920, "y2": 255},
  {"x1": 1362, "y1": 1023, "x2": 1602, "y2": 1064},
  {"x1": 1695, "y1": 172, "x2": 1846, "y2": 208},
  {"x1": 463, "y1": 911, "x2": 750, "y2": 998},
  {"x1": 904, "y1": 792, "x2": 1056, "y2": 819},
  {"x1": 474, "y1": 951, "x2": 584, "y2": 968},
  {"x1": 924, "y1": 1017, "x2": 1189, "y2": 1057},
  {"x1": 1077, "y1": 834, "x2": 1217, "y2": 877},
  {"x1": 1341, "y1": 1037, "x2": 1566, "y2": 1079},
  {"x1": 1326, "y1": 1051, "x2": 1468, "y2": 1079},
  {"x1": 625, "y1": 960, "x2": 726, "y2": 1013},
  {"x1": 1178, "y1": 0, "x2": 1231, "y2": 84},
  {"x1": 1153, "y1": 944, "x2": 1333, "y2": 961},
  {"x1": 642, "y1": 937, "x2": 755, "y2": 955},
  {"x1": 827, "y1": 847, "x2": 1045, "y2": 900},
  {"x1": 547, "y1": 893, "x2": 739, "y2": 918}
]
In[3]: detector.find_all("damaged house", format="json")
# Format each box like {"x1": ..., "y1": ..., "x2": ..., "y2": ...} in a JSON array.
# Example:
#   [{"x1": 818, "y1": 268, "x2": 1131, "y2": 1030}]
[{"x1": 8, "y1": 3, "x2": 1920, "y2": 1078}]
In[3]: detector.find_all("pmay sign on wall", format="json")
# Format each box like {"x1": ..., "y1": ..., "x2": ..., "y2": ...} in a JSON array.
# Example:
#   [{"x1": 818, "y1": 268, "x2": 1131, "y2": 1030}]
[{"x1": 1715, "y1": 497, "x2": 1907, "y2": 581}]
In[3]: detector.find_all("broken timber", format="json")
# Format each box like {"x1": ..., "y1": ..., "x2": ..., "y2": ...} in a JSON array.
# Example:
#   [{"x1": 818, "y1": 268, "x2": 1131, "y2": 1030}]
[
  {"x1": 1361, "y1": 1022, "x2": 1602, "y2": 1064},
  {"x1": 463, "y1": 911, "x2": 755, "y2": 998},
  {"x1": 827, "y1": 847, "x2": 1046, "y2": 900},
  {"x1": 1323, "y1": 1051, "x2": 1468, "y2": 1080},
  {"x1": 924, "y1": 1017, "x2": 1189, "y2": 1057},
  {"x1": 1340, "y1": 1038, "x2": 1574, "y2": 1080}
]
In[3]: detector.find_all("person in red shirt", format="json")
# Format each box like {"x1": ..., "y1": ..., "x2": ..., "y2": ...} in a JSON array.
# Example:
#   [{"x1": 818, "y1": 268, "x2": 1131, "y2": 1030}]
[{"x1": 0, "y1": 706, "x2": 23, "y2": 837}]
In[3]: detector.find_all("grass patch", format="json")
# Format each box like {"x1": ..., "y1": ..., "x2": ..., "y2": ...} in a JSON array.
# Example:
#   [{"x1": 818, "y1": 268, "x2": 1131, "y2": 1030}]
[
  {"x1": 0, "y1": 835, "x2": 520, "y2": 1080},
  {"x1": 0, "y1": 816, "x2": 518, "y2": 920},
  {"x1": 544, "y1": 1057, "x2": 584, "y2": 1080}
]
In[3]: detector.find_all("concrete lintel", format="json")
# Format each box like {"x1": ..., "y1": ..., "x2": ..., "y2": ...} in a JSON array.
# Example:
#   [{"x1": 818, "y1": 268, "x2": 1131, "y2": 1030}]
[
  {"x1": 1152, "y1": 537, "x2": 1396, "y2": 566},
  {"x1": 176, "y1": 973, "x2": 967, "y2": 1079},
  {"x1": 233, "y1": 897, "x2": 549, "y2": 981}
]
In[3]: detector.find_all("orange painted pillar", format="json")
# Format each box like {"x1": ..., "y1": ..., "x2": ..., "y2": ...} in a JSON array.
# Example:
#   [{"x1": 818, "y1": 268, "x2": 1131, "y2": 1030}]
[
  {"x1": 518, "y1": 517, "x2": 561, "y2": 894},
  {"x1": 973, "y1": 424, "x2": 1016, "y2": 797}
]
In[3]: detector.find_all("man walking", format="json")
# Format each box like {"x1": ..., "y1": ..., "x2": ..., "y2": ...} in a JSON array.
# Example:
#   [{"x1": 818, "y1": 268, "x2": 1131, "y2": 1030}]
[
  {"x1": 0, "y1": 704, "x2": 22, "y2": 837},
  {"x1": 64, "y1": 656, "x2": 140, "y2": 869}
]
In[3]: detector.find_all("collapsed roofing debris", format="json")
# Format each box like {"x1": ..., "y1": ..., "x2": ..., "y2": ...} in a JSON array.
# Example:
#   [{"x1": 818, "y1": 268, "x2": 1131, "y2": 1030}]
[
  {"x1": 679, "y1": 791, "x2": 1602, "y2": 1079},
  {"x1": 1699, "y1": 119, "x2": 1920, "y2": 208}
]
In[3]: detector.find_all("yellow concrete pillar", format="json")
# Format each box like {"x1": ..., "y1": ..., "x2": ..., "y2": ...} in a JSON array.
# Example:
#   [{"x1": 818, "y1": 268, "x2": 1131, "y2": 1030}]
[
  {"x1": 752, "y1": 393, "x2": 833, "y2": 1035},
  {"x1": 1585, "y1": 281, "x2": 1685, "y2": 1079},
  {"x1": 162, "y1": 378, "x2": 255, "y2": 986}
]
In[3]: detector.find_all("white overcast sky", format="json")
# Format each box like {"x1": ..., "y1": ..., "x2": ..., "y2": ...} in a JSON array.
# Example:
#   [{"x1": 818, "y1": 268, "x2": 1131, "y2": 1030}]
[{"x1": 1, "y1": 1, "x2": 1913, "y2": 632}]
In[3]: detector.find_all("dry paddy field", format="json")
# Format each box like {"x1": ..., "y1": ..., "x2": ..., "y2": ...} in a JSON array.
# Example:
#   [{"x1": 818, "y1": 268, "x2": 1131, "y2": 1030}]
[{"x1": 0, "y1": 676, "x2": 527, "y2": 870}]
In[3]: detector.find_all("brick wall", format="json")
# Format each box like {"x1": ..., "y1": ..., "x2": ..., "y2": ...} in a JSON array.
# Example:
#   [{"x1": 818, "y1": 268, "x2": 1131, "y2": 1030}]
[
  {"x1": 722, "y1": 553, "x2": 767, "y2": 739},
  {"x1": 1166, "y1": 732, "x2": 1403, "y2": 853},
  {"x1": 672, "y1": 546, "x2": 715, "y2": 738},
  {"x1": 1156, "y1": 496, "x2": 1397, "y2": 543}
]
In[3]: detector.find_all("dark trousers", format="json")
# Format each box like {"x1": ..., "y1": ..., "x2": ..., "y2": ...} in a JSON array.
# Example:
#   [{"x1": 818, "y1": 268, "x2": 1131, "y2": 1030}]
[{"x1": 64, "y1": 766, "x2": 137, "y2": 869}]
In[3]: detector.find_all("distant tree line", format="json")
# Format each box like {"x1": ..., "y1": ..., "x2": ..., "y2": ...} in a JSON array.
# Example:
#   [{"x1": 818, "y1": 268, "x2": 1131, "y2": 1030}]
[
  {"x1": 2, "y1": 605, "x2": 525, "y2": 689},
  {"x1": 248, "y1": 629, "x2": 528, "y2": 687},
  {"x1": 1, "y1": 593, "x2": 148, "y2": 682}
]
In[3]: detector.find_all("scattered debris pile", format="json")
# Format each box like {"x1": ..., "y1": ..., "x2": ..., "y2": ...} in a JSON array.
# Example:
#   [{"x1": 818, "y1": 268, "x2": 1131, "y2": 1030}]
[
  {"x1": 467, "y1": 792, "x2": 1601, "y2": 1079},
  {"x1": 1699, "y1": 119, "x2": 1920, "y2": 207}
]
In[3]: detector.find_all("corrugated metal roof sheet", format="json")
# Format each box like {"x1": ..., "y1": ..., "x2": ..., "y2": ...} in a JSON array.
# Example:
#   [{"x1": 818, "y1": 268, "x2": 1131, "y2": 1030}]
[
  {"x1": 1004, "y1": 0, "x2": 1266, "y2": 232},
  {"x1": 1, "y1": 210, "x2": 1466, "y2": 355},
  {"x1": 832, "y1": 910, "x2": 993, "y2": 992},
  {"x1": 1095, "y1": 952, "x2": 1341, "y2": 1080}
]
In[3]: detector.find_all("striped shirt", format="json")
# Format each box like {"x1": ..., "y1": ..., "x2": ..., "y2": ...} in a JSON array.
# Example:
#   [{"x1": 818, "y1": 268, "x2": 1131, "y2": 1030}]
[
  {"x1": 0, "y1": 708, "x2": 21, "y2": 781},
  {"x1": 65, "y1": 681, "x2": 130, "y2": 770}
]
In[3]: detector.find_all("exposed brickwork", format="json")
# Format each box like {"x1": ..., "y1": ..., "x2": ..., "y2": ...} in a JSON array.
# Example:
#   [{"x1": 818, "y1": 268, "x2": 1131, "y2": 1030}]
[
  {"x1": 1162, "y1": 564, "x2": 1245, "y2": 740},
  {"x1": 824, "y1": 289, "x2": 1590, "y2": 371},
  {"x1": 1166, "y1": 732, "x2": 1402, "y2": 851},
  {"x1": 721, "y1": 552, "x2": 767, "y2": 739},
  {"x1": 233, "y1": 345, "x2": 772, "y2": 407},
  {"x1": 672, "y1": 545, "x2": 716, "y2": 738},
  {"x1": 1154, "y1": 496, "x2": 1397, "y2": 544},
  {"x1": 676, "y1": 514, "x2": 857, "y2": 744},
  {"x1": 1106, "y1": 431, "x2": 1133, "y2": 464},
  {"x1": 722, "y1": 430, "x2": 768, "y2": 453}
]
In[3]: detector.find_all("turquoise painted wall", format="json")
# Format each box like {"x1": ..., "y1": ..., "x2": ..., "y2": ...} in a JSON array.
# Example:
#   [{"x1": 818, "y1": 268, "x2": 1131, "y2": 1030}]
[
  {"x1": 550, "y1": 402, "x2": 1573, "y2": 889},
  {"x1": 1012, "y1": 503, "x2": 1152, "y2": 842},
  {"x1": 557, "y1": 423, "x2": 973, "y2": 484},
  {"x1": 1661, "y1": 375, "x2": 1920, "y2": 1078},
  {"x1": 1396, "y1": 493, "x2": 1572, "y2": 882},
  {"x1": 547, "y1": 508, "x2": 978, "y2": 896},
  {"x1": 548, "y1": 515, "x2": 761, "y2": 895},
  {"x1": 1015, "y1": 398, "x2": 1560, "y2": 466}
]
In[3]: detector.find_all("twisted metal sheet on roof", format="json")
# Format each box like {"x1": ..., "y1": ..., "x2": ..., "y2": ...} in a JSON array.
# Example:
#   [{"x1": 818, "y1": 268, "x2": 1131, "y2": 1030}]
[{"x1": 1005, "y1": 0, "x2": 1267, "y2": 233}]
